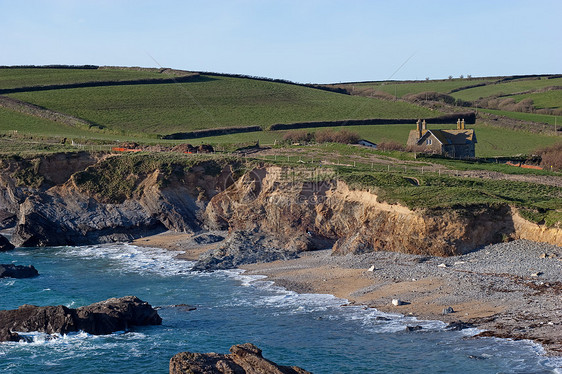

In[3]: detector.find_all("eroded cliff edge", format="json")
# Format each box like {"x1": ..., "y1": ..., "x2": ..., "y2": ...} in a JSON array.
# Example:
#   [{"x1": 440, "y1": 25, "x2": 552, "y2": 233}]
[{"x1": 1, "y1": 153, "x2": 561, "y2": 256}]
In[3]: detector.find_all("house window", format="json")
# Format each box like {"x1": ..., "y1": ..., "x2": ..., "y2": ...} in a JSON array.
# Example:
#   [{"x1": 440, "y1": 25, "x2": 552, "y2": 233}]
[{"x1": 426, "y1": 138, "x2": 432, "y2": 145}]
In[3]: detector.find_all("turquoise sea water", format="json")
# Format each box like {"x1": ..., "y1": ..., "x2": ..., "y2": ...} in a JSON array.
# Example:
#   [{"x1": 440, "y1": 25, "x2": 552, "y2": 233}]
[{"x1": 0, "y1": 244, "x2": 560, "y2": 374}]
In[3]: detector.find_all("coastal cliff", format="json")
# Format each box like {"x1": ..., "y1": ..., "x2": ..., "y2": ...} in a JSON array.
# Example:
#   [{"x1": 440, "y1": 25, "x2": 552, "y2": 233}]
[
  {"x1": 1, "y1": 153, "x2": 560, "y2": 256},
  {"x1": 204, "y1": 167, "x2": 518, "y2": 256}
]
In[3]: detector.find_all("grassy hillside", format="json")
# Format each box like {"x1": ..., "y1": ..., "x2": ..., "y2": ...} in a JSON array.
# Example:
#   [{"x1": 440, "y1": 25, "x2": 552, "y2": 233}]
[
  {"x1": 509, "y1": 90, "x2": 562, "y2": 110},
  {"x1": 339, "y1": 78, "x2": 495, "y2": 98},
  {"x1": 0, "y1": 107, "x2": 95, "y2": 137},
  {"x1": 7, "y1": 75, "x2": 438, "y2": 136},
  {"x1": 479, "y1": 108, "x2": 560, "y2": 126},
  {"x1": 0, "y1": 67, "x2": 170, "y2": 90},
  {"x1": 451, "y1": 77, "x2": 562, "y2": 101},
  {"x1": 1, "y1": 67, "x2": 559, "y2": 160}
]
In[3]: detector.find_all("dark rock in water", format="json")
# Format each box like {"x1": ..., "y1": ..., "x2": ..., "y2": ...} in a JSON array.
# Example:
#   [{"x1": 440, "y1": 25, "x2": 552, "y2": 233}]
[
  {"x1": 192, "y1": 230, "x2": 300, "y2": 271},
  {"x1": 0, "y1": 296, "x2": 161, "y2": 342},
  {"x1": 192, "y1": 233, "x2": 225, "y2": 245},
  {"x1": 0, "y1": 264, "x2": 38, "y2": 278},
  {"x1": 405, "y1": 325, "x2": 423, "y2": 332},
  {"x1": 172, "y1": 304, "x2": 197, "y2": 311},
  {"x1": 0, "y1": 328, "x2": 21, "y2": 342},
  {"x1": 445, "y1": 321, "x2": 475, "y2": 331},
  {"x1": 0, "y1": 235, "x2": 14, "y2": 251},
  {"x1": 75, "y1": 296, "x2": 162, "y2": 335},
  {"x1": 169, "y1": 343, "x2": 311, "y2": 374},
  {"x1": 375, "y1": 316, "x2": 392, "y2": 321}
]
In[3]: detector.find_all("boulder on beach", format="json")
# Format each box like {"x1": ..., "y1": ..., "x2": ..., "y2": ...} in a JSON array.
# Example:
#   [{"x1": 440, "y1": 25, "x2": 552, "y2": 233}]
[
  {"x1": 0, "y1": 235, "x2": 14, "y2": 251},
  {"x1": 0, "y1": 296, "x2": 161, "y2": 342},
  {"x1": 169, "y1": 343, "x2": 311, "y2": 374},
  {"x1": 0, "y1": 264, "x2": 38, "y2": 278}
]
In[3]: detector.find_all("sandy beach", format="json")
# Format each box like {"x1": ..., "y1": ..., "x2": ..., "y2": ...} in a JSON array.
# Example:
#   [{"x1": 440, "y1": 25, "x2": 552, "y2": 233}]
[{"x1": 134, "y1": 231, "x2": 562, "y2": 355}]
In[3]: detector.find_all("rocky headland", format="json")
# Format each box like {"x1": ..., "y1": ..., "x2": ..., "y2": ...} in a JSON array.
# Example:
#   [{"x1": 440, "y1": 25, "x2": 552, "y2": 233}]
[{"x1": 0, "y1": 296, "x2": 161, "y2": 342}]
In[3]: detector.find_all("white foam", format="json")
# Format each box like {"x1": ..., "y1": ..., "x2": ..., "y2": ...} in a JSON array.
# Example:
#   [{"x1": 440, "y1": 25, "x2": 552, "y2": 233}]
[
  {"x1": 59, "y1": 244, "x2": 195, "y2": 276},
  {"x1": 14, "y1": 331, "x2": 95, "y2": 346},
  {"x1": 220, "y1": 268, "x2": 447, "y2": 333},
  {"x1": 11, "y1": 330, "x2": 147, "y2": 347}
]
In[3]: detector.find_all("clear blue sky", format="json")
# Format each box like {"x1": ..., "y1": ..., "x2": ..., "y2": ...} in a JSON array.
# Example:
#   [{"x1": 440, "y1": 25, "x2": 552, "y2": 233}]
[{"x1": 2, "y1": 0, "x2": 560, "y2": 83}]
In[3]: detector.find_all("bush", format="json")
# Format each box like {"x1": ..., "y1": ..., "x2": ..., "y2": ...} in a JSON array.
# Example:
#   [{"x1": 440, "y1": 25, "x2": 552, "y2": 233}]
[
  {"x1": 314, "y1": 129, "x2": 360, "y2": 144},
  {"x1": 377, "y1": 141, "x2": 405, "y2": 152},
  {"x1": 403, "y1": 91, "x2": 456, "y2": 105},
  {"x1": 537, "y1": 142, "x2": 562, "y2": 171},
  {"x1": 283, "y1": 130, "x2": 313, "y2": 143}
]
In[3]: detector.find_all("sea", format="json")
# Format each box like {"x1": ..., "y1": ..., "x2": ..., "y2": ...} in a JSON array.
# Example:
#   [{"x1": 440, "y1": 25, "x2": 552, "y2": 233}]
[{"x1": 0, "y1": 243, "x2": 560, "y2": 374}]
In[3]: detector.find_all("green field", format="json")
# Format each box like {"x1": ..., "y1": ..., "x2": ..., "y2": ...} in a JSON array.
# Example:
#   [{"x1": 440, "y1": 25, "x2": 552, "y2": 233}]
[
  {"x1": 451, "y1": 77, "x2": 562, "y2": 101},
  {"x1": 186, "y1": 121, "x2": 559, "y2": 158},
  {"x1": 7, "y1": 75, "x2": 438, "y2": 135},
  {"x1": 509, "y1": 90, "x2": 562, "y2": 110},
  {"x1": 0, "y1": 107, "x2": 96, "y2": 137},
  {"x1": 1, "y1": 67, "x2": 560, "y2": 160},
  {"x1": 335, "y1": 78, "x2": 495, "y2": 98},
  {"x1": 479, "y1": 108, "x2": 560, "y2": 126},
  {"x1": 0, "y1": 68, "x2": 171, "y2": 90}
]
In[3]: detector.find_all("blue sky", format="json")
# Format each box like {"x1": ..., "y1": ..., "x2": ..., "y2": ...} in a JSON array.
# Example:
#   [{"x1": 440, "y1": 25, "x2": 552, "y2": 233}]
[{"x1": 1, "y1": 0, "x2": 560, "y2": 83}]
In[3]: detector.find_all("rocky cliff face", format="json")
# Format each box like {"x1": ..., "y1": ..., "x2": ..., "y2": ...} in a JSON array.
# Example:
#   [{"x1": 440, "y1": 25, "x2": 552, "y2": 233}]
[
  {"x1": 204, "y1": 166, "x2": 516, "y2": 256},
  {"x1": 2, "y1": 155, "x2": 561, "y2": 256},
  {"x1": 5, "y1": 155, "x2": 234, "y2": 247}
]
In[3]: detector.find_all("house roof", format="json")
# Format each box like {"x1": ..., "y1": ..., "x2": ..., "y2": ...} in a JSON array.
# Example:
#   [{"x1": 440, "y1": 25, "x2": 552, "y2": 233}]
[
  {"x1": 418, "y1": 129, "x2": 477, "y2": 146},
  {"x1": 358, "y1": 139, "x2": 377, "y2": 146}
]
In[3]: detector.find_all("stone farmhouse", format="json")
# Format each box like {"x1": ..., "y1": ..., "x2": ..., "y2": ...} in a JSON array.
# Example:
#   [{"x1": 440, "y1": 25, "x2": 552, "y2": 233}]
[{"x1": 406, "y1": 119, "x2": 477, "y2": 159}]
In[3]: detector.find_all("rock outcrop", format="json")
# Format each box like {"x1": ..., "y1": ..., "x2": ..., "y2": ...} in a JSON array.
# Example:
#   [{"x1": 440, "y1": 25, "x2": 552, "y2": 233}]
[
  {"x1": 0, "y1": 264, "x2": 38, "y2": 278},
  {"x1": 192, "y1": 230, "x2": 300, "y2": 271},
  {"x1": 0, "y1": 234, "x2": 14, "y2": 251},
  {"x1": 169, "y1": 343, "x2": 311, "y2": 374},
  {"x1": 9, "y1": 157, "x2": 233, "y2": 247},
  {"x1": 204, "y1": 167, "x2": 515, "y2": 257},
  {"x1": 0, "y1": 296, "x2": 161, "y2": 342}
]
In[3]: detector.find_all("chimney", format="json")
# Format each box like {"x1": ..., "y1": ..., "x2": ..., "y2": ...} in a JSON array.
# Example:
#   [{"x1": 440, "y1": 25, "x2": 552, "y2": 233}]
[
  {"x1": 461, "y1": 119, "x2": 465, "y2": 130},
  {"x1": 416, "y1": 119, "x2": 422, "y2": 138},
  {"x1": 422, "y1": 120, "x2": 427, "y2": 134},
  {"x1": 457, "y1": 118, "x2": 461, "y2": 130}
]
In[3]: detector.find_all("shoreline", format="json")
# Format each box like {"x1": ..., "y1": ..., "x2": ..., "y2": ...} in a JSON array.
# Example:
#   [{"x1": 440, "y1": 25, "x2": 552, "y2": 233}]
[{"x1": 133, "y1": 231, "x2": 562, "y2": 357}]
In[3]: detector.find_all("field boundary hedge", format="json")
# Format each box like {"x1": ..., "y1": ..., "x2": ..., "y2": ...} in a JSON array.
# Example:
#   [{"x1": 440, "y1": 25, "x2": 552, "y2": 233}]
[
  {"x1": 268, "y1": 113, "x2": 476, "y2": 130},
  {"x1": 161, "y1": 126, "x2": 263, "y2": 139}
]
